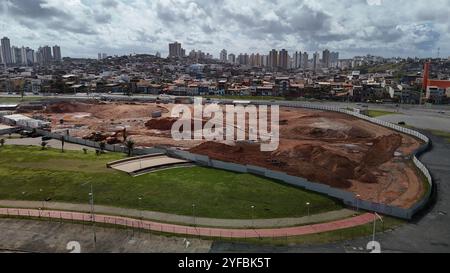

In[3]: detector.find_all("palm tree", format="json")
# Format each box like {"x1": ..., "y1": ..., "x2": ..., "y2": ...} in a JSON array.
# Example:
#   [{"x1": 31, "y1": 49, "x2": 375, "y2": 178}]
[
  {"x1": 61, "y1": 136, "x2": 65, "y2": 153},
  {"x1": 99, "y1": 141, "x2": 106, "y2": 153},
  {"x1": 41, "y1": 141, "x2": 48, "y2": 150},
  {"x1": 125, "y1": 139, "x2": 135, "y2": 157},
  {"x1": 123, "y1": 128, "x2": 128, "y2": 142}
]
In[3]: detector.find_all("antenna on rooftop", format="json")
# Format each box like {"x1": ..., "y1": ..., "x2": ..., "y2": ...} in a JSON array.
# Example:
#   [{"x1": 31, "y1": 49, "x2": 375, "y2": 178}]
[{"x1": 437, "y1": 47, "x2": 440, "y2": 59}]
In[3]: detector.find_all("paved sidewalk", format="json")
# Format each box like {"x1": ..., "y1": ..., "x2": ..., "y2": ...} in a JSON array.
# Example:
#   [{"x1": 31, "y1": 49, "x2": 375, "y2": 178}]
[
  {"x1": 3, "y1": 137, "x2": 95, "y2": 151},
  {"x1": 0, "y1": 200, "x2": 356, "y2": 228},
  {"x1": 0, "y1": 207, "x2": 374, "y2": 238}
]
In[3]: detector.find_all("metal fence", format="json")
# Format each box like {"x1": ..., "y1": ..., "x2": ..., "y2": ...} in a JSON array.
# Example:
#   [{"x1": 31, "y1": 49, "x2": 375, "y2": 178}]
[
  {"x1": 0, "y1": 128, "x2": 18, "y2": 136},
  {"x1": 0, "y1": 207, "x2": 375, "y2": 239}
]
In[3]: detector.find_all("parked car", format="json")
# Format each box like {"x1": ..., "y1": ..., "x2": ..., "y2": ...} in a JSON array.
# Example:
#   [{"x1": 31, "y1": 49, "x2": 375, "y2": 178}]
[
  {"x1": 42, "y1": 136, "x2": 52, "y2": 141},
  {"x1": 20, "y1": 130, "x2": 40, "y2": 138}
]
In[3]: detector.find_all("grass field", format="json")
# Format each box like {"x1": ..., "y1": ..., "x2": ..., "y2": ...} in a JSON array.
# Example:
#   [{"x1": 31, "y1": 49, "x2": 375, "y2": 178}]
[
  {"x1": 0, "y1": 145, "x2": 343, "y2": 219},
  {"x1": 366, "y1": 110, "x2": 398, "y2": 118},
  {"x1": 430, "y1": 130, "x2": 450, "y2": 143},
  {"x1": 0, "y1": 96, "x2": 44, "y2": 104},
  {"x1": 204, "y1": 95, "x2": 288, "y2": 101}
]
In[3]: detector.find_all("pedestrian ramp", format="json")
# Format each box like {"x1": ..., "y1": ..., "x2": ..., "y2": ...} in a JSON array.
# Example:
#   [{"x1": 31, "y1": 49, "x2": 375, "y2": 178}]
[{"x1": 107, "y1": 153, "x2": 193, "y2": 176}]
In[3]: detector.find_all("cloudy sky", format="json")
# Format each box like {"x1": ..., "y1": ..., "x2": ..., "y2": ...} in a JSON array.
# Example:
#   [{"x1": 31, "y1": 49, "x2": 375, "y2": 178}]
[{"x1": 1, "y1": 0, "x2": 449, "y2": 59}]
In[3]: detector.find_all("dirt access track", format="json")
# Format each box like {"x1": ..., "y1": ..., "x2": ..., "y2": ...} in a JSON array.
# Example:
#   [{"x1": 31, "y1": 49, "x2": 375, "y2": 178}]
[{"x1": 27, "y1": 100, "x2": 425, "y2": 209}]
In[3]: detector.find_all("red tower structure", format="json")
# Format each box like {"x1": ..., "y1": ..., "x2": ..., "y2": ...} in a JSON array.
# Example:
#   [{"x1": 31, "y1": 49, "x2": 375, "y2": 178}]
[{"x1": 422, "y1": 61, "x2": 430, "y2": 91}]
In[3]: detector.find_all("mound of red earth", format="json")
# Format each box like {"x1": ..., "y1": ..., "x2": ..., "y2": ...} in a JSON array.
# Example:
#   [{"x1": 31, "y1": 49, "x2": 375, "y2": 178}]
[
  {"x1": 145, "y1": 117, "x2": 210, "y2": 131},
  {"x1": 190, "y1": 142, "x2": 353, "y2": 188},
  {"x1": 362, "y1": 134, "x2": 403, "y2": 167},
  {"x1": 189, "y1": 133, "x2": 404, "y2": 189},
  {"x1": 45, "y1": 101, "x2": 93, "y2": 114},
  {"x1": 289, "y1": 126, "x2": 374, "y2": 140},
  {"x1": 145, "y1": 118, "x2": 178, "y2": 131},
  {"x1": 83, "y1": 132, "x2": 108, "y2": 142}
]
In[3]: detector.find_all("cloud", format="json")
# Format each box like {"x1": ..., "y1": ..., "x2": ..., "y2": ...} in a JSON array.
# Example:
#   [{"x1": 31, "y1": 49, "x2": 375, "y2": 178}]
[
  {"x1": 7, "y1": 0, "x2": 69, "y2": 19},
  {"x1": 1, "y1": 0, "x2": 449, "y2": 58}
]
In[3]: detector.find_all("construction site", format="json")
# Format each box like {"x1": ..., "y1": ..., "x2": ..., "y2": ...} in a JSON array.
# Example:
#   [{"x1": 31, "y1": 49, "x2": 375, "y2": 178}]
[{"x1": 13, "y1": 99, "x2": 426, "y2": 210}]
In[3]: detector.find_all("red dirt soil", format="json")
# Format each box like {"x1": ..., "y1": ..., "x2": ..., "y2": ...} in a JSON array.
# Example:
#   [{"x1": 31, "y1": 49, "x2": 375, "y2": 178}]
[
  {"x1": 31, "y1": 101, "x2": 425, "y2": 209},
  {"x1": 190, "y1": 133, "x2": 404, "y2": 190}
]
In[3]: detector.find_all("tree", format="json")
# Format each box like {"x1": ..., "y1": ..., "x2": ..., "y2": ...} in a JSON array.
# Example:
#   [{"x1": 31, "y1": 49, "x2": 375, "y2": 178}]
[
  {"x1": 123, "y1": 128, "x2": 128, "y2": 142},
  {"x1": 0, "y1": 138, "x2": 5, "y2": 147},
  {"x1": 125, "y1": 139, "x2": 135, "y2": 157},
  {"x1": 41, "y1": 141, "x2": 48, "y2": 150},
  {"x1": 99, "y1": 142, "x2": 106, "y2": 153},
  {"x1": 61, "y1": 136, "x2": 65, "y2": 153}
]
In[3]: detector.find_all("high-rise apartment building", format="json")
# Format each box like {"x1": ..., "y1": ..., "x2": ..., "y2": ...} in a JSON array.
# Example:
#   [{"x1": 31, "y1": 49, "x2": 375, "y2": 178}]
[
  {"x1": 322, "y1": 49, "x2": 331, "y2": 68},
  {"x1": 25, "y1": 47, "x2": 34, "y2": 65},
  {"x1": 269, "y1": 49, "x2": 278, "y2": 68},
  {"x1": 11, "y1": 46, "x2": 22, "y2": 64},
  {"x1": 330, "y1": 51, "x2": 339, "y2": 67},
  {"x1": 41, "y1": 46, "x2": 53, "y2": 64},
  {"x1": 293, "y1": 51, "x2": 302, "y2": 69},
  {"x1": 52, "y1": 45, "x2": 62, "y2": 62},
  {"x1": 1, "y1": 37, "x2": 12, "y2": 64},
  {"x1": 168, "y1": 42, "x2": 184, "y2": 58},
  {"x1": 279, "y1": 49, "x2": 289, "y2": 69},
  {"x1": 313, "y1": 52, "x2": 320, "y2": 72},
  {"x1": 228, "y1": 53, "x2": 236, "y2": 64},
  {"x1": 302, "y1": 52, "x2": 309, "y2": 69},
  {"x1": 220, "y1": 49, "x2": 227, "y2": 63}
]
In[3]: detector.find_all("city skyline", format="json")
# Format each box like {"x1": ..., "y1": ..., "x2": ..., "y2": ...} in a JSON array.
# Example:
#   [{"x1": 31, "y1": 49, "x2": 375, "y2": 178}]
[
  {"x1": 0, "y1": 0, "x2": 449, "y2": 59},
  {"x1": 0, "y1": 36, "x2": 61, "y2": 65}
]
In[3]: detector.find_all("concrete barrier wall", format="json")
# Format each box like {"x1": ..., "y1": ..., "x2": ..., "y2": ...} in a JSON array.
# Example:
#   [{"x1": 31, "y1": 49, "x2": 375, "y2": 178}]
[{"x1": 0, "y1": 127, "x2": 18, "y2": 136}]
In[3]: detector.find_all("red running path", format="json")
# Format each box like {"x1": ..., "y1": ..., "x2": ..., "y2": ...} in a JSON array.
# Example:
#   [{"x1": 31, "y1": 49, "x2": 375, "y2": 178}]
[{"x1": 0, "y1": 208, "x2": 375, "y2": 238}]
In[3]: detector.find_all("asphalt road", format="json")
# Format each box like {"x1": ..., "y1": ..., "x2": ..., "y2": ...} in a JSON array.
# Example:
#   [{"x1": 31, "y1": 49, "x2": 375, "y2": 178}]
[{"x1": 0, "y1": 218, "x2": 211, "y2": 253}]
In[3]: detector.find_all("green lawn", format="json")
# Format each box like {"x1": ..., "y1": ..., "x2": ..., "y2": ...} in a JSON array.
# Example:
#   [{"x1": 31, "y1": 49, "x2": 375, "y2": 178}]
[
  {"x1": 0, "y1": 145, "x2": 343, "y2": 219},
  {"x1": 0, "y1": 96, "x2": 44, "y2": 104},
  {"x1": 430, "y1": 130, "x2": 450, "y2": 143},
  {"x1": 204, "y1": 95, "x2": 288, "y2": 101},
  {"x1": 366, "y1": 110, "x2": 398, "y2": 118}
]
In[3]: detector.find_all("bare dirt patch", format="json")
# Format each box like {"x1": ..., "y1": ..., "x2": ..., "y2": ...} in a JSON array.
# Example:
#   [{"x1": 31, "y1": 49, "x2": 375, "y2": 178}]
[{"x1": 27, "y1": 100, "x2": 424, "y2": 208}]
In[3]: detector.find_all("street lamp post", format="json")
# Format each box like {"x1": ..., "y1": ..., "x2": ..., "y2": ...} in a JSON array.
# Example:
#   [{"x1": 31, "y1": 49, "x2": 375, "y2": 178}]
[
  {"x1": 192, "y1": 204, "x2": 196, "y2": 227},
  {"x1": 306, "y1": 202, "x2": 310, "y2": 217},
  {"x1": 138, "y1": 197, "x2": 143, "y2": 229},
  {"x1": 89, "y1": 183, "x2": 97, "y2": 249},
  {"x1": 251, "y1": 205, "x2": 255, "y2": 228},
  {"x1": 372, "y1": 213, "x2": 384, "y2": 243},
  {"x1": 40, "y1": 188, "x2": 44, "y2": 210},
  {"x1": 356, "y1": 194, "x2": 361, "y2": 212}
]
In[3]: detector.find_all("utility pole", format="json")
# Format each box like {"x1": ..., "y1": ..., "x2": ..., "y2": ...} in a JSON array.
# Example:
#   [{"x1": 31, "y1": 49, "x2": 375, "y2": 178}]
[{"x1": 89, "y1": 183, "x2": 97, "y2": 250}]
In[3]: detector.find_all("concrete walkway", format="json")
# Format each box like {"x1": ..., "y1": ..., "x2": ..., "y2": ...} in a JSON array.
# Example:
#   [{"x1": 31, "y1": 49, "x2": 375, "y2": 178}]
[
  {"x1": 2, "y1": 137, "x2": 96, "y2": 151},
  {"x1": 0, "y1": 200, "x2": 356, "y2": 228},
  {"x1": 0, "y1": 207, "x2": 374, "y2": 239}
]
